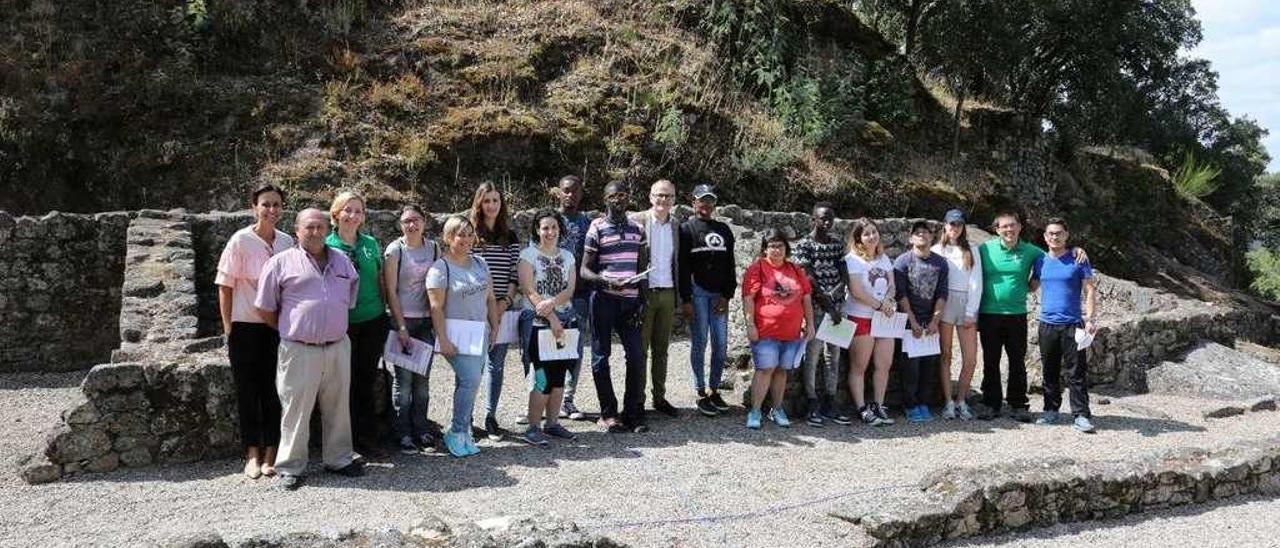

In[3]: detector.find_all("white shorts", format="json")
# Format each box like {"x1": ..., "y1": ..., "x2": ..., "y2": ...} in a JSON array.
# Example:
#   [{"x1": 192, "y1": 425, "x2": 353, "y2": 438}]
[{"x1": 939, "y1": 290, "x2": 972, "y2": 324}]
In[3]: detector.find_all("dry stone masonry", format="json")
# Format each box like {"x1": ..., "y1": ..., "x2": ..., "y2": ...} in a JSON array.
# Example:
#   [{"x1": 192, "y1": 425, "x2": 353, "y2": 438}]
[{"x1": 835, "y1": 436, "x2": 1280, "y2": 547}]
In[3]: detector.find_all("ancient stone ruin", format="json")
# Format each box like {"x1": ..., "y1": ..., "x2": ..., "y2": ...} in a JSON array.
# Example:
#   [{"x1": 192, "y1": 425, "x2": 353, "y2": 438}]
[{"x1": 4, "y1": 207, "x2": 1278, "y2": 485}]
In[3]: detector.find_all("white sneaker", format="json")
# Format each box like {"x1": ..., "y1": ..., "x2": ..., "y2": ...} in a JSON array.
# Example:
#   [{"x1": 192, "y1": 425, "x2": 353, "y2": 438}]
[
  {"x1": 956, "y1": 401, "x2": 975, "y2": 421},
  {"x1": 941, "y1": 400, "x2": 957, "y2": 420}
]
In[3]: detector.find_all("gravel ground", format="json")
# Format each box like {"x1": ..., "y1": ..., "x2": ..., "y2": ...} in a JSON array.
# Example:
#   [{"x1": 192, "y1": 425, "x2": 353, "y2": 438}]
[
  {"x1": 3, "y1": 342, "x2": 1280, "y2": 547},
  {"x1": 948, "y1": 495, "x2": 1280, "y2": 548}
]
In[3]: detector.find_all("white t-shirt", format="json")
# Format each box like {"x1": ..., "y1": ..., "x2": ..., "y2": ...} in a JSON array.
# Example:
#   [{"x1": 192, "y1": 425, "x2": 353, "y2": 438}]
[
  {"x1": 519, "y1": 245, "x2": 575, "y2": 317},
  {"x1": 842, "y1": 253, "x2": 894, "y2": 318}
]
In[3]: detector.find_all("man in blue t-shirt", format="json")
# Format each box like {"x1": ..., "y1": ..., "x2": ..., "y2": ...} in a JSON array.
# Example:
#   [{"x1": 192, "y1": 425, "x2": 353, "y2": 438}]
[
  {"x1": 1030, "y1": 218, "x2": 1098, "y2": 433},
  {"x1": 556, "y1": 175, "x2": 594, "y2": 421}
]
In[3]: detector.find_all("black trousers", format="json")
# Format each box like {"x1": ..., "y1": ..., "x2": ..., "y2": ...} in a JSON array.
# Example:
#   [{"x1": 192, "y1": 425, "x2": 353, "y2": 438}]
[
  {"x1": 902, "y1": 355, "x2": 938, "y2": 408},
  {"x1": 978, "y1": 313, "x2": 1029, "y2": 410},
  {"x1": 227, "y1": 322, "x2": 281, "y2": 449},
  {"x1": 347, "y1": 315, "x2": 387, "y2": 450},
  {"x1": 1038, "y1": 323, "x2": 1091, "y2": 417}
]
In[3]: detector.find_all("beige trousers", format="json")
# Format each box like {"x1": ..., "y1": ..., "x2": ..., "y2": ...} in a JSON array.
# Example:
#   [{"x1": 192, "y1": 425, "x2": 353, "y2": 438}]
[{"x1": 274, "y1": 337, "x2": 355, "y2": 476}]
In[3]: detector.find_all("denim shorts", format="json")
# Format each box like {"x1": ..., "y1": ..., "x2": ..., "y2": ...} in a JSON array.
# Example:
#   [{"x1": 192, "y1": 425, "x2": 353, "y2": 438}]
[{"x1": 750, "y1": 338, "x2": 806, "y2": 370}]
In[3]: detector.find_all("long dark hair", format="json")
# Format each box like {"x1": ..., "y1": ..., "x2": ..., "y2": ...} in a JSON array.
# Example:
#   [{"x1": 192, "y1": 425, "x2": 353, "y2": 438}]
[
  {"x1": 469, "y1": 182, "x2": 513, "y2": 246},
  {"x1": 936, "y1": 222, "x2": 974, "y2": 270}
]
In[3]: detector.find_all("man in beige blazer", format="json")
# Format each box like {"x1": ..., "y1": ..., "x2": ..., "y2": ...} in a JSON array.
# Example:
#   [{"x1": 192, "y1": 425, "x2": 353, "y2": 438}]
[{"x1": 630, "y1": 179, "x2": 681, "y2": 417}]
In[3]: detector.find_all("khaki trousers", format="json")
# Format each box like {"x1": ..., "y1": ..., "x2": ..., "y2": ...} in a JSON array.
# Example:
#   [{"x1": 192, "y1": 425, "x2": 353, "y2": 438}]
[{"x1": 274, "y1": 337, "x2": 355, "y2": 476}]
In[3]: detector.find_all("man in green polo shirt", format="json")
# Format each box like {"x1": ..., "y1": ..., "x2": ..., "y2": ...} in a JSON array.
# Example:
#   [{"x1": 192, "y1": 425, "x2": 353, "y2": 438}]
[
  {"x1": 976, "y1": 212, "x2": 1044, "y2": 422},
  {"x1": 976, "y1": 211, "x2": 1089, "y2": 422}
]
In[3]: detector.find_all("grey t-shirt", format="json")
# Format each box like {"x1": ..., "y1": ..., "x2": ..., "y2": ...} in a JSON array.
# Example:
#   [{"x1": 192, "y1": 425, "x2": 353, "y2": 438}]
[
  {"x1": 520, "y1": 245, "x2": 575, "y2": 323},
  {"x1": 425, "y1": 255, "x2": 490, "y2": 322},
  {"x1": 385, "y1": 238, "x2": 439, "y2": 318}
]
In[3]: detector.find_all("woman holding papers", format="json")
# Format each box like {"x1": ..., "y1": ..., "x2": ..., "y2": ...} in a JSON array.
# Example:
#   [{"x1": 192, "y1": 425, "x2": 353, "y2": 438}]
[
  {"x1": 216, "y1": 183, "x2": 292, "y2": 479},
  {"x1": 427, "y1": 215, "x2": 500, "y2": 457},
  {"x1": 742, "y1": 229, "x2": 815, "y2": 429},
  {"x1": 843, "y1": 218, "x2": 898, "y2": 427},
  {"x1": 383, "y1": 205, "x2": 440, "y2": 454},
  {"x1": 931, "y1": 209, "x2": 983, "y2": 420},
  {"x1": 516, "y1": 209, "x2": 580, "y2": 445},
  {"x1": 470, "y1": 182, "x2": 522, "y2": 441}
]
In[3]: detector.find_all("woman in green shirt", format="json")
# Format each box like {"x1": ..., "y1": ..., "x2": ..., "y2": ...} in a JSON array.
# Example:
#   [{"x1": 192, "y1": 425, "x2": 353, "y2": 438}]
[{"x1": 326, "y1": 190, "x2": 389, "y2": 460}]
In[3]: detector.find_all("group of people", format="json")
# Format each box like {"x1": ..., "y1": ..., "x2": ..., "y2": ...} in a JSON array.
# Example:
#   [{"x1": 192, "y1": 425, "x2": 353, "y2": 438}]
[{"x1": 215, "y1": 177, "x2": 1099, "y2": 490}]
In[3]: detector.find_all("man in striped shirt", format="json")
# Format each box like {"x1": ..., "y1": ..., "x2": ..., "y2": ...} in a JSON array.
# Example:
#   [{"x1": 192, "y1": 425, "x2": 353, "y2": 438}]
[{"x1": 581, "y1": 181, "x2": 650, "y2": 433}]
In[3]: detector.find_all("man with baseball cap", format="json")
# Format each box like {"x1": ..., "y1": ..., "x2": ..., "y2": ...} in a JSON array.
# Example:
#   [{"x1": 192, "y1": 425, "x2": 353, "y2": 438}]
[{"x1": 679, "y1": 184, "x2": 737, "y2": 417}]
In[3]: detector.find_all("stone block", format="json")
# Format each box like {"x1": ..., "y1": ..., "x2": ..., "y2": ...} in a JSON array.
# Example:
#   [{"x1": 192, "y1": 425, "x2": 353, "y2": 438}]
[
  {"x1": 1202, "y1": 405, "x2": 1246, "y2": 419},
  {"x1": 48, "y1": 426, "x2": 112, "y2": 463},
  {"x1": 119, "y1": 447, "x2": 154, "y2": 467},
  {"x1": 82, "y1": 362, "x2": 147, "y2": 394},
  {"x1": 1248, "y1": 395, "x2": 1278, "y2": 413},
  {"x1": 17, "y1": 454, "x2": 63, "y2": 484},
  {"x1": 85, "y1": 453, "x2": 120, "y2": 473},
  {"x1": 159, "y1": 433, "x2": 206, "y2": 463},
  {"x1": 62, "y1": 401, "x2": 100, "y2": 425},
  {"x1": 97, "y1": 391, "x2": 150, "y2": 412}
]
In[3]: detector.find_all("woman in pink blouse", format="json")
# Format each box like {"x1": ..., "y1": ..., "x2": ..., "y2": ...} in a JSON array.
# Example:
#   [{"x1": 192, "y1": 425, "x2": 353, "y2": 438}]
[{"x1": 215, "y1": 184, "x2": 294, "y2": 479}]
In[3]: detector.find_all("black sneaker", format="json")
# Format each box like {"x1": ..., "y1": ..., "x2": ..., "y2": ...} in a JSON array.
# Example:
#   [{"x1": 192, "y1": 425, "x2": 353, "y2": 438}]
[
  {"x1": 653, "y1": 399, "x2": 680, "y2": 418},
  {"x1": 977, "y1": 405, "x2": 998, "y2": 421},
  {"x1": 822, "y1": 397, "x2": 852, "y2": 425},
  {"x1": 280, "y1": 474, "x2": 303, "y2": 490},
  {"x1": 485, "y1": 415, "x2": 503, "y2": 441},
  {"x1": 324, "y1": 462, "x2": 365, "y2": 477},
  {"x1": 708, "y1": 392, "x2": 731, "y2": 411},
  {"x1": 872, "y1": 402, "x2": 895, "y2": 426},
  {"x1": 399, "y1": 436, "x2": 419, "y2": 455},
  {"x1": 807, "y1": 410, "x2": 825, "y2": 427},
  {"x1": 696, "y1": 397, "x2": 721, "y2": 417},
  {"x1": 859, "y1": 404, "x2": 878, "y2": 425},
  {"x1": 1012, "y1": 407, "x2": 1033, "y2": 423}
]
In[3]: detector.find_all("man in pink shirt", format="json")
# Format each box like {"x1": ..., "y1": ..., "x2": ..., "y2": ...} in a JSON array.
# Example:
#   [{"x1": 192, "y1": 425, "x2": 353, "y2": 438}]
[{"x1": 255, "y1": 208, "x2": 364, "y2": 490}]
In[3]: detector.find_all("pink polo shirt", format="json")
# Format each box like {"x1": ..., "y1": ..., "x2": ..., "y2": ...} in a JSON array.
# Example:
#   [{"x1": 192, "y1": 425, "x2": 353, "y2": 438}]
[
  {"x1": 255, "y1": 247, "x2": 359, "y2": 344},
  {"x1": 215, "y1": 226, "x2": 295, "y2": 324}
]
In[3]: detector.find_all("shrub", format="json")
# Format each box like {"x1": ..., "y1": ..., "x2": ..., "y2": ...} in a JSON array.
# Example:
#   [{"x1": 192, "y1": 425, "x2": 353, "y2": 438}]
[
  {"x1": 1247, "y1": 247, "x2": 1280, "y2": 302},
  {"x1": 1171, "y1": 152, "x2": 1222, "y2": 199}
]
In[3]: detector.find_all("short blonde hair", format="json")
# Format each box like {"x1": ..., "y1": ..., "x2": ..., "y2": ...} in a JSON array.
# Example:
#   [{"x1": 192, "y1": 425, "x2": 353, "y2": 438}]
[
  {"x1": 329, "y1": 190, "x2": 366, "y2": 226},
  {"x1": 440, "y1": 214, "x2": 474, "y2": 250}
]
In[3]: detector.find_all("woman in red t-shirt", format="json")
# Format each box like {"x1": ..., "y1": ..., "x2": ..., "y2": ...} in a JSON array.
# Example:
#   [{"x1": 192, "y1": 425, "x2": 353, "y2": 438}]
[{"x1": 742, "y1": 229, "x2": 815, "y2": 429}]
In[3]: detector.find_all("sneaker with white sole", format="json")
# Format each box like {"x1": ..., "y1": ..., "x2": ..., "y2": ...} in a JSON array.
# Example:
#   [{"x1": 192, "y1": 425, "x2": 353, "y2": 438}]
[
  {"x1": 807, "y1": 410, "x2": 824, "y2": 427},
  {"x1": 1036, "y1": 410, "x2": 1060, "y2": 425},
  {"x1": 746, "y1": 408, "x2": 763, "y2": 429},
  {"x1": 956, "y1": 401, "x2": 975, "y2": 421},
  {"x1": 873, "y1": 402, "x2": 895, "y2": 426},
  {"x1": 941, "y1": 401, "x2": 957, "y2": 420},
  {"x1": 770, "y1": 408, "x2": 792, "y2": 428},
  {"x1": 859, "y1": 404, "x2": 878, "y2": 425},
  {"x1": 1073, "y1": 415, "x2": 1096, "y2": 433},
  {"x1": 562, "y1": 400, "x2": 586, "y2": 421},
  {"x1": 399, "y1": 436, "x2": 419, "y2": 455},
  {"x1": 521, "y1": 426, "x2": 550, "y2": 446}
]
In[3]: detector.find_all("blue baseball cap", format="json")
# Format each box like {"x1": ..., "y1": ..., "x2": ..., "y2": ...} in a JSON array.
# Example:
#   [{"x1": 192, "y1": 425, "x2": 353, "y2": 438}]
[{"x1": 944, "y1": 209, "x2": 966, "y2": 224}]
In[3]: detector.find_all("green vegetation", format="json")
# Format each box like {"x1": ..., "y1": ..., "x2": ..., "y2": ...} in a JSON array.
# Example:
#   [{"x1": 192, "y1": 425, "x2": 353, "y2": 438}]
[
  {"x1": 1247, "y1": 248, "x2": 1280, "y2": 302},
  {"x1": 1171, "y1": 152, "x2": 1222, "y2": 200}
]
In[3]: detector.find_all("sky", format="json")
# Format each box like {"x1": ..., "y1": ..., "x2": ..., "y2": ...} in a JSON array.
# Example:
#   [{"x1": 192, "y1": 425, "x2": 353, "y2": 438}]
[{"x1": 1190, "y1": 0, "x2": 1280, "y2": 172}]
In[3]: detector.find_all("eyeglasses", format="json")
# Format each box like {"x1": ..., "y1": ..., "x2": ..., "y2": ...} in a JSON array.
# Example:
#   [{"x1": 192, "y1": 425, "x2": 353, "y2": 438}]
[
  {"x1": 651, "y1": 193, "x2": 674, "y2": 199},
  {"x1": 1045, "y1": 230, "x2": 1066, "y2": 237}
]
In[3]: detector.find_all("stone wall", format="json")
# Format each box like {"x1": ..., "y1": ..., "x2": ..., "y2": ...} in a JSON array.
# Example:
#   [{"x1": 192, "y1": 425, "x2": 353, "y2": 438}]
[
  {"x1": 19, "y1": 359, "x2": 239, "y2": 484},
  {"x1": 0, "y1": 211, "x2": 129, "y2": 373},
  {"x1": 835, "y1": 436, "x2": 1280, "y2": 547}
]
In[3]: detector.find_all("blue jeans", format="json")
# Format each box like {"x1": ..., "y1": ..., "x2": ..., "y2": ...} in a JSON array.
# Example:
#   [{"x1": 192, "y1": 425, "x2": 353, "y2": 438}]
[
  {"x1": 445, "y1": 351, "x2": 485, "y2": 435},
  {"x1": 482, "y1": 342, "x2": 511, "y2": 419},
  {"x1": 750, "y1": 338, "x2": 806, "y2": 370},
  {"x1": 690, "y1": 283, "x2": 728, "y2": 393},
  {"x1": 590, "y1": 291, "x2": 646, "y2": 424},
  {"x1": 563, "y1": 296, "x2": 592, "y2": 403},
  {"x1": 392, "y1": 318, "x2": 434, "y2": 439}
]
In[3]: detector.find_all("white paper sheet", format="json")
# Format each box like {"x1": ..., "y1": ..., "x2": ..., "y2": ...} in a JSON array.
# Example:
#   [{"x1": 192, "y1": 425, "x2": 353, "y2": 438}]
[
  {"x1": 792, "y1": 343, "x2": 807, "y2": 368},
  {"x1": 434, "y1": 319, "x2": 487, "y2": 356},
  {"x1": 870, "y1": 312, "x2": 908, "y2": 339},
  {"x1": 902, "y1": 332, "x2": 941, "y2": 358},
  {"x1": 494, "y1": 310, "x2": 521, "y2": 345},
  {"x1": 815, "y1": 313, "x2": 855, "y2": 347},
  {"x1": 1074, "y1": 328, "x2": 1095, "y2": 350},
  {"x1": 537, "y1": 328, "x2": 580, "y2": 361},
  {"x1": 383, "y1": 331, "x2": 434, "y2": 375}
]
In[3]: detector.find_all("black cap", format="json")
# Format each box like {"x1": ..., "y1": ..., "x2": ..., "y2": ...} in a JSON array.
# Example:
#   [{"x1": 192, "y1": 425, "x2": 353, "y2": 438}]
[
  {"x1": 692, "y1": 184, "x2": 717, "y2": 200},
  {"x1": 944, "y1": 209, "x2": 966, "y2": 224}
]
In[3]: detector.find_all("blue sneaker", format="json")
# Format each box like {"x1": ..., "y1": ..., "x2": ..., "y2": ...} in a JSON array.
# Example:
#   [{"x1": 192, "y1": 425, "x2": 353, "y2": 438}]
[
  {"x1": 464, "y1": 433, "x2": 481, "y2": 456},
  {"x1": 770, "y1": 408, "x2": 791, "y2": 428},
  {"x1": 1073, "y1": 415, "x2": 1096, "y2": 433},
  {"x1": 444, "y1": 432, "x2": 469, "y2": 457},
  {"x1": 906, "y1": 406, "x2": 925, "y2": 423},
  {"x1": 746, "y1": 408, "x2": 763, "y2": 429},
  {"x1": 1036, "y1": 410, "x2": 1061, "y2": 425},
  {"x1": 917, "y1": 405, "x2": 935, "y2": 422}
]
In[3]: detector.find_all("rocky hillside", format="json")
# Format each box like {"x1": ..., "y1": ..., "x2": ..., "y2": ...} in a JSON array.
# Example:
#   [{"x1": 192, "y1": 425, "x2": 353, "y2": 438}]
[{"x1": 0, "y1": 0, "x2": 1250, "y2": 292}]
